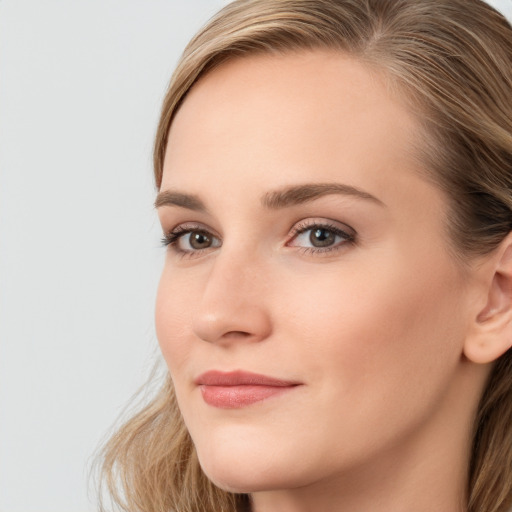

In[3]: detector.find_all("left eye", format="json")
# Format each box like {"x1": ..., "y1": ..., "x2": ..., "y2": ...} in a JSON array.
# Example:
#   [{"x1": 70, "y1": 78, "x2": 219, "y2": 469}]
[{"x1": 289, "y1": 224, "x2": 354, "y2": 249}]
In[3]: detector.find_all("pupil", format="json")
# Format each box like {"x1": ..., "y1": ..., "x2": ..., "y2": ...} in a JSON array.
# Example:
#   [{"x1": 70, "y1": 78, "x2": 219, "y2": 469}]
[
  {"x1": 190, "y1": 231, "x2": 211, "y2": 249},
  {"x1": 310, "y1": 228, "x2": 335, "y2": 247}
]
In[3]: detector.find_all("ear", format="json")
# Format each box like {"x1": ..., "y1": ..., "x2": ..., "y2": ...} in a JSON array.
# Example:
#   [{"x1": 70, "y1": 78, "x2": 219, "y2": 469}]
[{"x1": 464, "y1": 233, "x2": 512, "y2": 364}]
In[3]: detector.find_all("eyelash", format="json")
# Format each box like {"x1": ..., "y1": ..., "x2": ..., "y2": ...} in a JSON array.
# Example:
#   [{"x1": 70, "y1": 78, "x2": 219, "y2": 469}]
[{"x1": 161, "y1": 220, "x2": 356, "y2": 257}]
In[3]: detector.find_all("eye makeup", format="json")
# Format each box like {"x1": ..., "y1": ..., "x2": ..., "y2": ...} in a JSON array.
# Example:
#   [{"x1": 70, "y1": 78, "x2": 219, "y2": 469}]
[{"x1": 161, "y1": 216, "x2": 357, "y2": 259}]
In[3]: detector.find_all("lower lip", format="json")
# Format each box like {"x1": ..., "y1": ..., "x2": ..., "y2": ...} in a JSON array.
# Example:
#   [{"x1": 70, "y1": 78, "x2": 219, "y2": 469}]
[{"x1": 200, "y1": 384, "x2": 297, "y2": 408}]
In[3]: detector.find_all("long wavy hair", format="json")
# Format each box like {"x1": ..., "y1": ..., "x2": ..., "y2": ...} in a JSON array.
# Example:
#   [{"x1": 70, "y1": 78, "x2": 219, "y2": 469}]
[{"x1": 98, "y1": 1, "x2": 512, "y2": 511}]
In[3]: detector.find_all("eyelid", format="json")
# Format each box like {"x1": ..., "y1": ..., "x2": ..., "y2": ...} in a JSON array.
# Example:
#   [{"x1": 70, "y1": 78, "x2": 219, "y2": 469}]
[
  {"x1": 164, "y1": 221, "x2": 220, "y2": 238},
  {"x1": 289, "y1": 218, "x2": 356, "y2": 238}
]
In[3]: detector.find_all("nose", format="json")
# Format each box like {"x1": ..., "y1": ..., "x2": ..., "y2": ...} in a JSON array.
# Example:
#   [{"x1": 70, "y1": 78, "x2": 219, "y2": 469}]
[{"x1": 192, "y1": 250, "x2": 272, "y2": 346}]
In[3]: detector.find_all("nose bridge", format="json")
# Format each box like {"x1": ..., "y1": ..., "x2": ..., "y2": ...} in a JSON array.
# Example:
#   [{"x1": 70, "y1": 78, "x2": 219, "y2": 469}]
[{"x1": 192, "y1": 245, "x2": 272, "y2": 344}]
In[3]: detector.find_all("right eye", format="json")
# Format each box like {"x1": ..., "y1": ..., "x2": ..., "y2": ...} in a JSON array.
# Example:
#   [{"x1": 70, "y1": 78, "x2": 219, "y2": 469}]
[{"x1": 162, "y1": 226, "x2": 222, "y2": 255}]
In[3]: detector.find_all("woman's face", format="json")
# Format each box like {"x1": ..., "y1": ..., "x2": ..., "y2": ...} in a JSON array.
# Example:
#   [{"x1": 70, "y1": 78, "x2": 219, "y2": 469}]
[{"x1": 156, "y1": 52, "x2": 478, "y2": 496}]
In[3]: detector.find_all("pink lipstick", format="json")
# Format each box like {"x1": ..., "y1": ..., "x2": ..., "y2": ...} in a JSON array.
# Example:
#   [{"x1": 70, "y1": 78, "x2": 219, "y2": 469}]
[{"x1": 195, "y1": 370, "x2": 300, "y2": 409}]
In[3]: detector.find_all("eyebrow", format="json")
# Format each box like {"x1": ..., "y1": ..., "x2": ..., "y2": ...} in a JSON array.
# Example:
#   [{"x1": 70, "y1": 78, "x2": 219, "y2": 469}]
[
  {"x1": 154, "y1": 182, "x2": 384, "y2": 211},
  {"x1": 262, "y1": 183, "x2": 384, "y2": 209},
  {"x1": 154, "y1": 190, "x2": 207, "y2": 212}
]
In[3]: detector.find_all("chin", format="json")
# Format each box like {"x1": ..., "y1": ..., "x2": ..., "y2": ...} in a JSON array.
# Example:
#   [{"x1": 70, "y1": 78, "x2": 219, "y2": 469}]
[
  {"x1": 201, "y1": 465, "x2": 293, "y2": 495},
  {"x1": 195, "y1": 439, "x2": 306, "y2": 494},
  {"x1": 196, "y1": 448, "x2": 271, "y2": 492}
]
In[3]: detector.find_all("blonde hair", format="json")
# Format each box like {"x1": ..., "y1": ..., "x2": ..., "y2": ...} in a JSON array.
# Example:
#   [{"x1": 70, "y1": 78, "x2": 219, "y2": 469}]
[{"x1": 99, "y1": 1, "x2": 512, "y2": 511}]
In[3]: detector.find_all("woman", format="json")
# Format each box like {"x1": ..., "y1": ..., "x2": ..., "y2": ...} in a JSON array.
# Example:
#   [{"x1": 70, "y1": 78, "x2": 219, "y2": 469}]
[{"x1": 99, "y1": 1, "x2": 512, "y2": 511}]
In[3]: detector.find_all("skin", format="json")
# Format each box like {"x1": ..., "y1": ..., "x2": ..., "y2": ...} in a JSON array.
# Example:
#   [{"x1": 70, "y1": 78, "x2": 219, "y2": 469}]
[{"x1": 155, "y1": 52, "x2": 496, "y2": 512}]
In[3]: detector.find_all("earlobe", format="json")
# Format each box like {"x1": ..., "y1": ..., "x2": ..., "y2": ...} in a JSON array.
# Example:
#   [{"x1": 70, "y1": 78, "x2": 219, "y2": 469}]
[{"x1": 464, "y1": 235, "x2": 512, "y2": 364}]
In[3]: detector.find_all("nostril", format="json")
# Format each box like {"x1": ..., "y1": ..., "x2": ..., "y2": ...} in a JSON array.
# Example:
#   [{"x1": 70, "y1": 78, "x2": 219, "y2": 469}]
[{"x1": 222, "y1": 331, "x2": 252, "y2": 339}]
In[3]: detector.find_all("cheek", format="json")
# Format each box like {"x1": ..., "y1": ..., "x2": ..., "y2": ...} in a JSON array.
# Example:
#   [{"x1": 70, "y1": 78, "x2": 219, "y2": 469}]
[
  {"x1": 280, "y1": 254, "x2": 467, "y2": 410},
  {"x1": 155, "y1": 267, "x2": 195, "y2": 373}
]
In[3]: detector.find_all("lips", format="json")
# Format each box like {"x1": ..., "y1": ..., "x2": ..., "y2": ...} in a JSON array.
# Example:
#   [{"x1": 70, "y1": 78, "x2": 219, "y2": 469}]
[{"x1": 195, "y1": 370, "x2": 301, "y2": 408}]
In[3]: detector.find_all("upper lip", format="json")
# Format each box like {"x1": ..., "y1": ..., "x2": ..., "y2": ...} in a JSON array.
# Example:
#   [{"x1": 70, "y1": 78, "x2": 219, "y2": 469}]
[{"x1": 195, "y1": 370, "x2": 300, "y2": 387}]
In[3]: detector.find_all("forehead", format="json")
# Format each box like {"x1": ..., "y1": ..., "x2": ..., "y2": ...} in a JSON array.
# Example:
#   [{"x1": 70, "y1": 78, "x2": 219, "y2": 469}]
[{"x1": 162, "y1": 50, "x2": 425, "y2": 199}]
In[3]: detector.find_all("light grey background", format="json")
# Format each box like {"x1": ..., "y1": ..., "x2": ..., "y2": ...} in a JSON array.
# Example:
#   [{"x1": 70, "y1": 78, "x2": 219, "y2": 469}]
[{"x1": 0, "y1": 1, "x2": 511, "y2": 511}]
